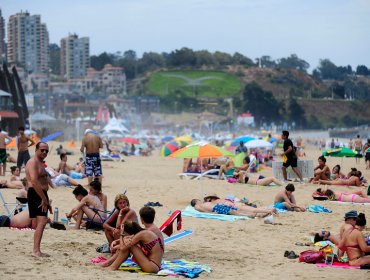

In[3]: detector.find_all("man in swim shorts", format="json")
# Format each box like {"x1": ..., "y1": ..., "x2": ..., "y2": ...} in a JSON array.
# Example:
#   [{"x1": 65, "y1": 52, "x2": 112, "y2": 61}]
[
  {"x1": 17, "y1": 126, "x2": 35, "y2": 169},
  {"x1": 354, "y1": 135, "x2": 362, "y2": 164},
  {"x1": 25, "y1": 142, "x2": 52, "y2": 257},
  {"x1": 0, "y1": 128, "x2": 12, "y2": 176},
  {"x1": 274, "y1": 184, "x2": 306, "y2": 212},
  {"x1": 80, "y1": 129, "x2": 103, "y2": 184}
]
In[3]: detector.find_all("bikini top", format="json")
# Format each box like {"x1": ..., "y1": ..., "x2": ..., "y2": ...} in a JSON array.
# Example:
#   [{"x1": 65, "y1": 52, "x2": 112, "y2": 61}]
[
  {"x1": 141, "y1": 237, "x2": 164, "y2": 254},
  {"x1": 345, "y1": 228, "x2": 361, "y2": 250}
]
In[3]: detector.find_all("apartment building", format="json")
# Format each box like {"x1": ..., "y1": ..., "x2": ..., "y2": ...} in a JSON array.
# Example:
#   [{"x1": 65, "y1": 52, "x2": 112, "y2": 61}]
[
  {"x1": 60, "y1": 34, "x2": 90, "y2": 79},
  {"x1": 0, "y1": 9, "x2": 6, "y2": 60},
  {"x1": 7, "y1": 11, "x2": 49, "y2": 73}
]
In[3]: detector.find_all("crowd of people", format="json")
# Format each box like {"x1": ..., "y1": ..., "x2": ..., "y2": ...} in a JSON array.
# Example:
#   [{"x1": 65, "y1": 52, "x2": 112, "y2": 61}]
[{"x1": 1, "y1": 127, "x2": 370, "y2": 271}]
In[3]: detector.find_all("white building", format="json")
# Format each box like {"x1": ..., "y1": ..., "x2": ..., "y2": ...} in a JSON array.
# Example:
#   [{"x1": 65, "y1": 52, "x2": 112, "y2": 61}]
[
  {"x1": 7, "y1": 11, "x2": 49, "y2": 73},
  {"x1": 60, "y1": 34, "x2": 90, "y2": 79}
]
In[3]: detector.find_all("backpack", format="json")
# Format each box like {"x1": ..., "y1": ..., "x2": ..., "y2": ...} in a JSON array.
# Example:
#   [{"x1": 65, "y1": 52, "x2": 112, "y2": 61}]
[
  {"x1": 0, "y1": 215, "x2": 10, "y2": 227},
  {"x1": 299, "y1": 250, "x2": 325, "y2": 263}
]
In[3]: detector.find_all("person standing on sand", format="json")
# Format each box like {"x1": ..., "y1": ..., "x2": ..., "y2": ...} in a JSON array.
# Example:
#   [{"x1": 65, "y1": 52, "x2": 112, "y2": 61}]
[
  {"x1": 80, "y1": 129, "x2": 103, "y2": 184},
  {"x1": 354, "y1": 134, "x2": 362, "y2": 164},
  {"x1": 280, "y1": 130, "x2": 303, "y2": 183},
  {"x1": 0, "y1": 128, "x2": 12, "y2": 176},
  {"x1": 17, "y1": 126, "x2": 35, "y2": 169},
  {"x1": 25, "y1": 142, "x2": 52, "y2": 257}
]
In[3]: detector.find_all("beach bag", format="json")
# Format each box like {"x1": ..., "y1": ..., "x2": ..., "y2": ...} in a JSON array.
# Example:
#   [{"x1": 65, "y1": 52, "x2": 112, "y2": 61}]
[
  {"x1": 299, "y1": 250, "x2": 324, "y2": 263},
  {"x1": 319, "y1": 245, "x2": 333, "y2": 256}
]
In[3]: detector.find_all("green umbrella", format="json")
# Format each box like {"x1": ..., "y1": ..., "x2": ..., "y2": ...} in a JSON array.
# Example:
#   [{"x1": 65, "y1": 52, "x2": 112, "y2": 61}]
[
  {"x1": 233, "y1": 152, "x2": 246, "y2": 167},
  {"x1": 322, "y1": 147, "x2": 362, "y2": 158}
]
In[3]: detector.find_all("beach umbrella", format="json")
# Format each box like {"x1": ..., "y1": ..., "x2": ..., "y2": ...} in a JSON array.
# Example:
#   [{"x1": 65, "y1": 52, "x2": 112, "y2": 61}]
[
  {"x1": 169, "y1": 142, "x2": 234, "y2": 159},
  {"x1": 161, "y1": 136, "x2": 174, "y2": 142},
  {"x1": 322, "y1": 147, "x2": 362, "y2": 158},
  {"x1": 233, "y1": 152, "x2": 246, "y2": 167},
  {"x1": 175, "y1": 140, "x2": 188, "y2": 147},
  {"x1": 160, "y1": 141, "x2": 181, "y2": 157},
  {"x1": 175, "y1": 135, "x2": 192, "y2": 144},
  {"x1": 244, "y1": 139, "x2": 273, "y2": 149},
  {"x1": 121, "y1": 137, "x2": 140, "y2": 144},
  {"x1": 230, "y1": 135, "x2": 256, "y2": 147}
]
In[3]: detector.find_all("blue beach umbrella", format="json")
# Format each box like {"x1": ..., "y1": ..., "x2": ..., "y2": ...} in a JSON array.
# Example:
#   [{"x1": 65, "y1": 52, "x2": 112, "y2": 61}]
[{"x1": 230, "y1": 135, "x2": 256, "y2": 147}]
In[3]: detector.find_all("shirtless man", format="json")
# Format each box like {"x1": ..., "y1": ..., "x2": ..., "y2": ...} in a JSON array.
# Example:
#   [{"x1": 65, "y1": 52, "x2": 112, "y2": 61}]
[
  {"x1": 57, "y1": 153, "x2": 84, "y2": 179},
  {"x1": 17, "y1": 126, "x2": 35, "y2": 169},
  {"x1": 191, "y1": 196, "x2": 274, "y2": 218},
  {"x1": 80, "y1": 129, "x2": 103, "y2": 184},
  {"x1": 25, "y1": 142, "x2": 52, "y2": 257},
  {"x1": 0, "y1": 128, "x2": 12, "y2": 176},
  {"x1": 274, "y1": 183, "x2": 306, "y2": 212},
  {"x1": 354, "y1": 135, "x2": 362, "y2": 164}
]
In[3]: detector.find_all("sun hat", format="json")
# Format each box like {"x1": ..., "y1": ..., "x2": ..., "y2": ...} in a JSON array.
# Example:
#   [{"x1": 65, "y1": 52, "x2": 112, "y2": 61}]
[
  {"x1": 84, "y1": 129, "x2": 93, "y2": 135},
  {"x1": 344, "y1": 210, "x2": 358, "y2": 219}
]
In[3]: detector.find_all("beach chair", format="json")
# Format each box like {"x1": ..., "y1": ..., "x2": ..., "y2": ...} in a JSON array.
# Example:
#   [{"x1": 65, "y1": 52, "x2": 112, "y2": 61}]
[
  {"x1": 100, "y1": 151, "x2": 123, "y2": 162},
  {"x1": 84, "y1": 207, "x2": 115, "y2": 230},
  {"x1": 160, "y1": 210, "x2": 193, "y2": 244},
  {"x1": 178, "y1": 169, "x2": 225, "y2": 180},
  {"x1": 0, "y1": 191, "x2": 27, "y2": 217}
]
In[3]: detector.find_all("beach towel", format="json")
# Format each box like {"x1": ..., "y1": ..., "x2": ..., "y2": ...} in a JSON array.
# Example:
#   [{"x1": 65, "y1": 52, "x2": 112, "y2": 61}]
[
  {"x1": 182, "y1": 206, "x2": 251, "y2": 221},
  {"x1": 327, "y1": 201, "x2": 370, "y2": 206},
  {"x1": 160, "y1": 210, "x2": 182, "y2": 236},
  {"x1": 119, "y1": 257, "x2": 211, "y2": 278},
  {"x1": 306, "y1": 205, "x2": 332, "y2": 213},
  {"x1": 316, "y1": 262, "x2": 360, "y2": 269}
]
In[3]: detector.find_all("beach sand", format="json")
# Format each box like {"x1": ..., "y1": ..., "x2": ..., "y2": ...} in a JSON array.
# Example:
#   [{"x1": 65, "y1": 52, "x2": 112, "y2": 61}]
[{"x1": 0, "y1": 142, "x2": 369, "y2": 280}]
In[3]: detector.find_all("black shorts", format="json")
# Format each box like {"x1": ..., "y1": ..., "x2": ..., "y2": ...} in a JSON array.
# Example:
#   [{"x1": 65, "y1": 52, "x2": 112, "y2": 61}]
[
  {"x1": 17, "y1": 150, "x2": 31, "y2": 168},
  {"x1": 283, "y1": 157, "x2": 298, "y2": 168},
  {"x1": 366, "y1": 153, "x2": 370, "y2": 162},
  {"x1": 28, "y1": 188, "x2": 49, "y2": 218}
]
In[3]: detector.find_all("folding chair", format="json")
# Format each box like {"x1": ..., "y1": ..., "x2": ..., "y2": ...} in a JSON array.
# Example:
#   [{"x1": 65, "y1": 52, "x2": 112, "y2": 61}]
[
  {"x1": 159, "y1": 210, "x2": 194, "y2": 244},
  {"x1": 84, "y1": 207, "x2": 115, "y2": 230},
  {"x1": 0, "y1": 190, "x2": 27, "y2": 217}
]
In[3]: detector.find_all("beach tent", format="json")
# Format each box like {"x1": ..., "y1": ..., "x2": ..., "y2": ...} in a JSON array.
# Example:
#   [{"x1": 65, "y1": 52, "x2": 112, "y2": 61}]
[
  {"x1": 244, "y1": 139, "x2": 273, "y2": 149},
  {"x1": 101, "y1": 118, "x2": 129, "y2": 138},
  {"x1": 322, "y1": 147, "x2": 362, "y2": 158}
]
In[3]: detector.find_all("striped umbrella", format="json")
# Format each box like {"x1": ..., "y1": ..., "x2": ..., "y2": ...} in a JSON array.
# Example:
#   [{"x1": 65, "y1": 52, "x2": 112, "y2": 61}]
[
  {"x1": 160, "y1": 141, "x2": 181, "y2": 157},
  {"x1": 169, "y1": 142, "x2": 234, "y2": 159}
]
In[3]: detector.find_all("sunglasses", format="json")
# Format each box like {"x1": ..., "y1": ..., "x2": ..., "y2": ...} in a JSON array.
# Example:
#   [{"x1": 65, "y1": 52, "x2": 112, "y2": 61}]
[{"x1": 40, "y1": 149, "x2": 49, "y2": 153}]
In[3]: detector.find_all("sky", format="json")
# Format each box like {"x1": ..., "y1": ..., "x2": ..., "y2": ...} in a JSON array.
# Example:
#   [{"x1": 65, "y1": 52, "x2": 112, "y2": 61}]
[{"x1": 1, "y1": 0, "x2": 369, "y2": 71}]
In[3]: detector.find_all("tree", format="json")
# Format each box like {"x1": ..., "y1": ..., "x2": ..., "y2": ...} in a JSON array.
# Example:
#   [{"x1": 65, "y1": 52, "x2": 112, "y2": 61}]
[
  {"x1": 356, "y1": 65, "x2": 369, "y2": 76},
  {"x1": 138, "y1": 52, "x2": 165, "y2": 73},
  {"x1": 242, "y1": 82, "x2": 281, "y2": 124},
  {"x1": 277, "y1": 54, "x2": 310, "y2": 73},
  {"x1": 287, "y1": 97, "x2": 305, "y2": 128},
  {"x1": 232, "y1": 52, "x2": 254, "y2": 66},
  {"x1": 90, "y1": 52, "x2": 114, "y2": 71},
  {"x1": 117, "y1": 50, "x2": 138, "y2": 79},
  {"x1": 314, "y1": 59, "x2": 342, "y2": 80},
  {"x1": 213, "y1": 51, "x2": 233, "y2": 66},
  {"x1": 167, "y1": 48, "x2": 196, "y2": 67},
  {"x1": 195, "y1": 50, "x2": 216, "y2": 67},
  {"x1": 257, "y1": 56, "x2": 276, "y2": 68}
]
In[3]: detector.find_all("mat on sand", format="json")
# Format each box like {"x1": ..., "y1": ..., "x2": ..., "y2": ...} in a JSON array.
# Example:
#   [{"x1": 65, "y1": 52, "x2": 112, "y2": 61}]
[{"x1": 181, "y1": 206, "x2": 251, "y2": 221}]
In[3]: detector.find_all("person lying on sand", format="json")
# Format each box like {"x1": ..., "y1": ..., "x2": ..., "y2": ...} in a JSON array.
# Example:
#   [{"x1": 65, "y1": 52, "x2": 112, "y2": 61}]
[
  {"x1": 191, "y1": 196, "x2": 275, "y2": 218},
  {"x1": 318, "y1": 170, "x2": 365, "y2": 187},
  {"x1": 65, "y1": 185, "x2": 106, "y2": 229},
  {"x1": 234, "y1": 171, "x2": 283, "y2": 186},
  {"x1": 103, "y1": 193, "x2": 138, "y2": 246},
  {"x1": 274, "y1": 184, "x2": 306, "y2": 212},
  {"x1": 314, "y1": 187, "x2": 370, "y2": 203},
  {"x1": 338, "y1": 213, "x2": 370, "y2": 266},
  {"x1": 0, "y1": 178, "x2": 24, "y2": 189},
  {"x1": 330, "y1": 165, "x2": 346, "y2": 180},
  {"x1": 100, "y1": 206, "x2": 163, "y2": 268}
]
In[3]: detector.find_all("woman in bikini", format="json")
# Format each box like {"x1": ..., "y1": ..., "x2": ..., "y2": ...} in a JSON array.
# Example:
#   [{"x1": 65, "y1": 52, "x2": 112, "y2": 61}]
[
  {"x1": 314, "y1": 187, "x2": 370, "y2": 203},
  {"x1": 105, "y1": 221, "x2": 164, "y2": 272},
  {"x1": 330, "y1": 164, "x2": 346, "y2": 180},
  {"x1": 309, "y1": 156, "x2": 330, "y2": 183},
  {"x1": 236, "y1": 171, "x2": 283, "y2": 186},
  {"x1": 338, "y1": 213, "x2": 370, "y2": 266},
  {"x1": 89, "y1": 179, "x2": 107, "y2": 211},
  {"x1": 103, "y1": 193, "x2": 138, "y2": 246},
  {"x1": 319, "y1": 171, "x2": 364, "y2": 187}
]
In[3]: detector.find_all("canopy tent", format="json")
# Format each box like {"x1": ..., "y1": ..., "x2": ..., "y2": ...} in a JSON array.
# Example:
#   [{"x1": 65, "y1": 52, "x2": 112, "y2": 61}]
[
  {"x1": 101, "y1": 118, "x2": 129, "y2": 137},
  {"x1": 244, "y1": 139, "x2": 273, "y2": 149},
  {"x1": 30, "y1": 112, "x2": 56, "y2": 121}
]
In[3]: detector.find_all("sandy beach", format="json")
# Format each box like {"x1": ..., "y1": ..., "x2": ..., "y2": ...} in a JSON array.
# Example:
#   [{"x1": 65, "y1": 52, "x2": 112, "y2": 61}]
[{"x1": 0, "y1": 141, "x2": 369, "y2": 280}]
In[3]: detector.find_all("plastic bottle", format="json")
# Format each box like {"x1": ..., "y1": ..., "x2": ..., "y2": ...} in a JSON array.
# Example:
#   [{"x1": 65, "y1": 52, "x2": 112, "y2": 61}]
[{"x1": 54, "y1": 207, "x2": 59, "y2": 222}]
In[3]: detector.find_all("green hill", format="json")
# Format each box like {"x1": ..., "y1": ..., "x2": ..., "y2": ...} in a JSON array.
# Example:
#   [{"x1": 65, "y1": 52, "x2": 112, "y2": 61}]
[{"x1": 146, "y1": 71, "x2": 241, "y2": 98}]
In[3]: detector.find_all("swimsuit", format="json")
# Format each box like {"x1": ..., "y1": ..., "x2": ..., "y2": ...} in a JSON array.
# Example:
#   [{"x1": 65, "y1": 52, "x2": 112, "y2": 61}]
[
  {"x1": 28, "y1": 188, "x2": 49, "y2": 218},
  {"x1": 274, "y1": 202, "x2": 287, "y2": 210},
  {"x1": 338, "y1": 193, "x2": 358, "y2": 203},
  {"x1": 0, "y1": 148, "x2": 6, "y2": 164},
  {"x1": 133, "y1": 238, "x2": 164, "y2": 270},
  {"x1": 84, "y1": 153, "x2": 102, "y2": 177},
  {"x1": 17, "y1": 150, "x2": 30, "y2": 168},
  {"x1": 212, "y1": 204, "x2": 237, "y2": 215}
]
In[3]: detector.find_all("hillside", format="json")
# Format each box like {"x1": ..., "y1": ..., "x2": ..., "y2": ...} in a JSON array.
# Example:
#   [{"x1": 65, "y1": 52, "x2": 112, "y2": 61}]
[{"x1": 146, "y1": 71, "x2": 241, "y2": 98}]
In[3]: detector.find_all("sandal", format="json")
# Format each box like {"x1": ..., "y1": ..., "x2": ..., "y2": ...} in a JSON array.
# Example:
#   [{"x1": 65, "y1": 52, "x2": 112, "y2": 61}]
[{"x1": 287, "y1": 251, "x2": 299, "y2": 259}]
